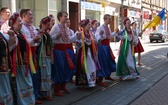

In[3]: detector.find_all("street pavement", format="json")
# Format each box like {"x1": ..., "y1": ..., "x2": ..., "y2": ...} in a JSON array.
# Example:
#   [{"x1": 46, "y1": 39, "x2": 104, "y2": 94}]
[{"x1": 41, "y1": 38, "x2": 168, "y2": 105}]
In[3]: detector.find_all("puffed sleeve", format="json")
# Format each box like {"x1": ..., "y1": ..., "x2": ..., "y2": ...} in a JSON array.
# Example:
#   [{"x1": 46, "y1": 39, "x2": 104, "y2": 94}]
[
  {"x1": 118, "y1": 29, "x2": 127, "y2": 40},
  {"x1": 21, "y1": 25, "x2": 35, "y2": 46},
  {"x1": 69, "y1": 29, "x2": 78, "y2": 42},
  {"x1": 95, "y1": 26, "x2": 106, "y2": 43},
  {"x1": 4, "y1": 33, "x2": 18, "y2": 52},
  {"x1": 50, "y1": 24, "x2": 59, "y2": 40}
]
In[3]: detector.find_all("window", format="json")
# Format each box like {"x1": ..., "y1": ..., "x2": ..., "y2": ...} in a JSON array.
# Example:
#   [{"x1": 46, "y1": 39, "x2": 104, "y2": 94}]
[{"x1": 48, "y1": 0, "x2": 61, "y2": 24}]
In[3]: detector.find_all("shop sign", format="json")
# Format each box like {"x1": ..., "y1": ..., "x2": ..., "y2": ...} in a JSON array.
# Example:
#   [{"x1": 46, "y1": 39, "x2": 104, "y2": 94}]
[
  {"x1": 69, "y1": 0, "x2": 79, "y2": 3},
  {"x1": 107, "y1": 0, "x2": 121, "y2": 4},
  {"x1": 135, "y1": 11, "x2": 141, "y2": 18},
  {"x1": 81, "y1": 1, "x2": 101, "y2": 11},
  {"x1": 105, "y1": 6, "x2": 116, "y2": 15},
  {"x1": 129, "y1": 10, "x2": 136, "y2": 17},
  {"x1": 143, "y1": 11, "x2": 149, "y2": 19}
]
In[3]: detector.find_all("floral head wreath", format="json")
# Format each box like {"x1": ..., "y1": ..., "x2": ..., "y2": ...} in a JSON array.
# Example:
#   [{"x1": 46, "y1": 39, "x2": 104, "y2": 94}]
[
  {"x1": 91, "y1": 19, "x2": 97, "y2": 25},
  {"x1": 79, "y1": 18, "x2": 90, "y2": 28},
  {"x1": 9, "y1": 12, "x2": 20, "y2": 27},
  {"x1": 123, "y1": 17, "x2": 130, "y2": 25},
  {"x1": 48, "y1": 14, "x2": 54, "y2": 18},
  {"x1": 40, "y1": 16, "x2": 51, "y2": 25}
]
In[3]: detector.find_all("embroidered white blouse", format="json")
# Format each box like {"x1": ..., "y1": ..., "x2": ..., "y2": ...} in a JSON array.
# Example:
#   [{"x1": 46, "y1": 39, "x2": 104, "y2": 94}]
[
  {"x1": 21, "y1": 23, "x2": 39, "y2": 46},
  {"x1": 50, "y1": 24, "x2": 77, "y2": 45},
  {"x1": 95, "y1": 25, "x2": 118, "y2": 42}
]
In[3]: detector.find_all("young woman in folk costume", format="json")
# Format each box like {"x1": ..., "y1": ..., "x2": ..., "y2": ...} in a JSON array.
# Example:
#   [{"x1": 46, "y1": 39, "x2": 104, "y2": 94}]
[
  {"x1": 95, "y1": 14, "x2": 118, "y2": 87},
  {"x1": 48, "y1": 14, "x2": 55, "y2": 32},
  {"x1": 132, "y1": 22, "x2": 144, "y2": 66},
  {"x1": 37, "y1": 16, "x2": 53, "y2": 100},
  {"x1": 75, "y1": 19, "x2": 97, "y2": 89},
  {"x1": 116, "y1": 17, "x2": 140, "y2": 81},
  {"x1": 90, "y1": 19, "x2": 101, "y2": 79},
  {"x1": 91, "y1": 19, "x2": 98, "y2": 40},
  {"x1": 50, "y1": 11, "x2": 79, "y2": 96},
  {"x1": 0, "y1": 30, "x2": 16, "y2": 105},
  {"x1": 9, "y1": 12, "x2": 36, "y2": 105}
]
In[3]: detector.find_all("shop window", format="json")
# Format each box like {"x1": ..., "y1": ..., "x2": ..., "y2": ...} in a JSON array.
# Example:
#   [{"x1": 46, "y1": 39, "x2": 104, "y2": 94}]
[{"x1": 85, "y1": 10, "x2": 100, "y2": 21}]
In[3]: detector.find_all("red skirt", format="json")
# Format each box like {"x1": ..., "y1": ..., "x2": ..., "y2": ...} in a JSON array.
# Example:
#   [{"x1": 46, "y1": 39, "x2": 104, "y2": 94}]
[{"x1": 134, "y1": 39, "x2": 144, "y2": 53}]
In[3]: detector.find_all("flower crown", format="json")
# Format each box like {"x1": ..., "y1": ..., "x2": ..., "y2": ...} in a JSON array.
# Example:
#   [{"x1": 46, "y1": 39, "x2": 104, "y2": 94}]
[
  {"x1": 79, "y1": 18, "x2": 90, "y2": 27},
  {"x1": 9, "y1": 12, "x2": 19, "y2": 26},
  {"x1": 40, "y1": 16, "x2": 51, "y2": 25}
]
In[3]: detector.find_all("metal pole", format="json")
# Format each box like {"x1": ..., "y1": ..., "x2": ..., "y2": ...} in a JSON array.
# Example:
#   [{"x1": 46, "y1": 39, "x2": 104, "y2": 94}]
[{"x1": 120, "y1": 0, "x2": 124, "y2": 29}]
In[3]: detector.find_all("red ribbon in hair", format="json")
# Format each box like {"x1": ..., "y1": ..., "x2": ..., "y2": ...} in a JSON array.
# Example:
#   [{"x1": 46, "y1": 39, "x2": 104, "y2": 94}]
[
  {"x1": 9, "y1": 12, "x2": 19, "y2": 27},
  {"x1": 123, "y1": 17, "x2": 130, "y2": 25}
]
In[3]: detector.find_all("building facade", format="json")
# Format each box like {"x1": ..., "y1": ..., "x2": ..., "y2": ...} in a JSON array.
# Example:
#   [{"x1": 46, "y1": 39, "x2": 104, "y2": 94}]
[
  {"x1": 0, "y1": 0, "x2": 167, "y2": 32},
  {"x1": 0, "y1": 0, "x2": 80, "y2": 31},
  {"x1": 142, "y1": 0, "x2": 167, "y2": 31}
]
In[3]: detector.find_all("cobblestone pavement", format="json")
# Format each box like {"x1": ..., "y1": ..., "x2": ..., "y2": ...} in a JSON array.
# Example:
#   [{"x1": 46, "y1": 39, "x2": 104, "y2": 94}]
[
  {"x1": 130, "y1": 72, "x2": 168, "y2": 105},
  {"x1": 41, "y1": 40, "x2": 168, "y2": 105}
]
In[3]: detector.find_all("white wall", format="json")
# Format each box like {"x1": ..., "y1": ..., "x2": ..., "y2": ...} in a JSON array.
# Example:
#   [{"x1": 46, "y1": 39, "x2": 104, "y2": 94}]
[{"x1": 2, "y1": 0, "x2": 16, "y2": 13}]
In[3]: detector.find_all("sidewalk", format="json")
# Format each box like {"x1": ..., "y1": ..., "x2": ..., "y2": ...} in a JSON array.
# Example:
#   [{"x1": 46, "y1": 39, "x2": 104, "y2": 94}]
[
  {"x1": 130, "y1": 71, "x2": 168, "y2": 105},
  {"x1": 41, "y1": 38, "x2": 168, "y2": 105}
]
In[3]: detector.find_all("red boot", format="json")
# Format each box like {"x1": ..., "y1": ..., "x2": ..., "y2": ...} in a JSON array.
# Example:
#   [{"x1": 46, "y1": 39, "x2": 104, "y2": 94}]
[
  {"x1": 44, "y1": 97, "x2": 53, "y2": 101},
  {"x1": 105, "y1": 77, "x2": 115, "y2": 81},
  {"x1": 53, "y1": 83, "x2": 65, "y2": 96},
  {"x1": 119, "y1": 77, "x2": 123, "y2": 82},
  {"x1": 36, "y1": 100, "x2": 42, "y2": 104},
  {"x1": 60, "y1": 83, "x2": 70, "y2": 93},
  {"x1": 97, "y1": 77, "x2": 108, "y2": 87}
]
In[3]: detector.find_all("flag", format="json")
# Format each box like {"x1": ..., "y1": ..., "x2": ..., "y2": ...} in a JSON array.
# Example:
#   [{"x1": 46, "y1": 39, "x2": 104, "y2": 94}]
[{"x1": 144, "y1": 8, "x2": 165, "y2": 29}]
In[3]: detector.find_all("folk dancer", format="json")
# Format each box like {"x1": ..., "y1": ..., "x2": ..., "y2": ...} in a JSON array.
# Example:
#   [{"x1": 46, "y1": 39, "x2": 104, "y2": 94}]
[
  {"x1": 50, "y1": 11, "x2": 79, "y2": 96},
  {"x1": 0, "y1": 29, "x2": 16, "y2": 105},
  {"x1": 75, "y1": 19, "x2": 97, "y2": 89},
  {"x1": 38, "y1": 16, "x2": 53, "y2": 100},
  {"x1": 48, "y1": 14, "x2": 55, "y2": 32},
  {"x1": 116, "y1": 17, "x2": 140, "y2": 81},
  {"x1": 20, "y1": 9, "x2": 43, "y2": 104},
  {"x1": 132, "y1": 22, "x2": 144, "y2": 66},
  {"x1": 0, "y1": 7, "x2": 11, "y2": 34},
  {"x1": 9, "y1": 12, "x2": 36, "y2": 105},
  {"x1": 65, "y1": 18, "x2": 76, "y2": 83},
  {"x1": 95, "y1": 14, "x2": 117, "y2": 86},
  {"x1": 91, "y1": 19, "x2": 98, "y2": 39}
]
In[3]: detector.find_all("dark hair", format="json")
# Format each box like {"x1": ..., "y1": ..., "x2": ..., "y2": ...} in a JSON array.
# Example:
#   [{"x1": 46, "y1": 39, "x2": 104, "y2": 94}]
[
  {"x1": 79, "y1": 19, "x2": 90, "y2": 28},
  {"x1": 57, "y1": 11, "x2": 68, "y2": 21},
  {"x1": 123, "y1": 17, "x2": 130, "y2": 25},
  {"x1": 0, "y1": 7, "x2": 9, "y2": 14},
  {"x1": 131, "y1": 22, "x2": 136, "y2": 26},
  {"x1": 39, "y1": 16, "x2": 51, "y2": 29},
  {"x1": 20, "y1": 9, "x2": 31, "y2": 18},
  {"x1": 103, "y1": 14, "x2": 111, "y2": 20},
  {"x1": 49, "y1": 14, "x2": 54, "y2": 18}
]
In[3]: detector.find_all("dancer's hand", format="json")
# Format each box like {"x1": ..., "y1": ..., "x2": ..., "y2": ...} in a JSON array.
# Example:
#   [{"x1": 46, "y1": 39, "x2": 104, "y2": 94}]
[
  {"x1": 57, "y1": 31, "x2": 62, "y2": 39},
  {"x1": 100, "y1": 30, "x2": 104, "y2": 35},
  {"x1": 33, "y1": 35, "x2": 41, "y2": 43}
]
